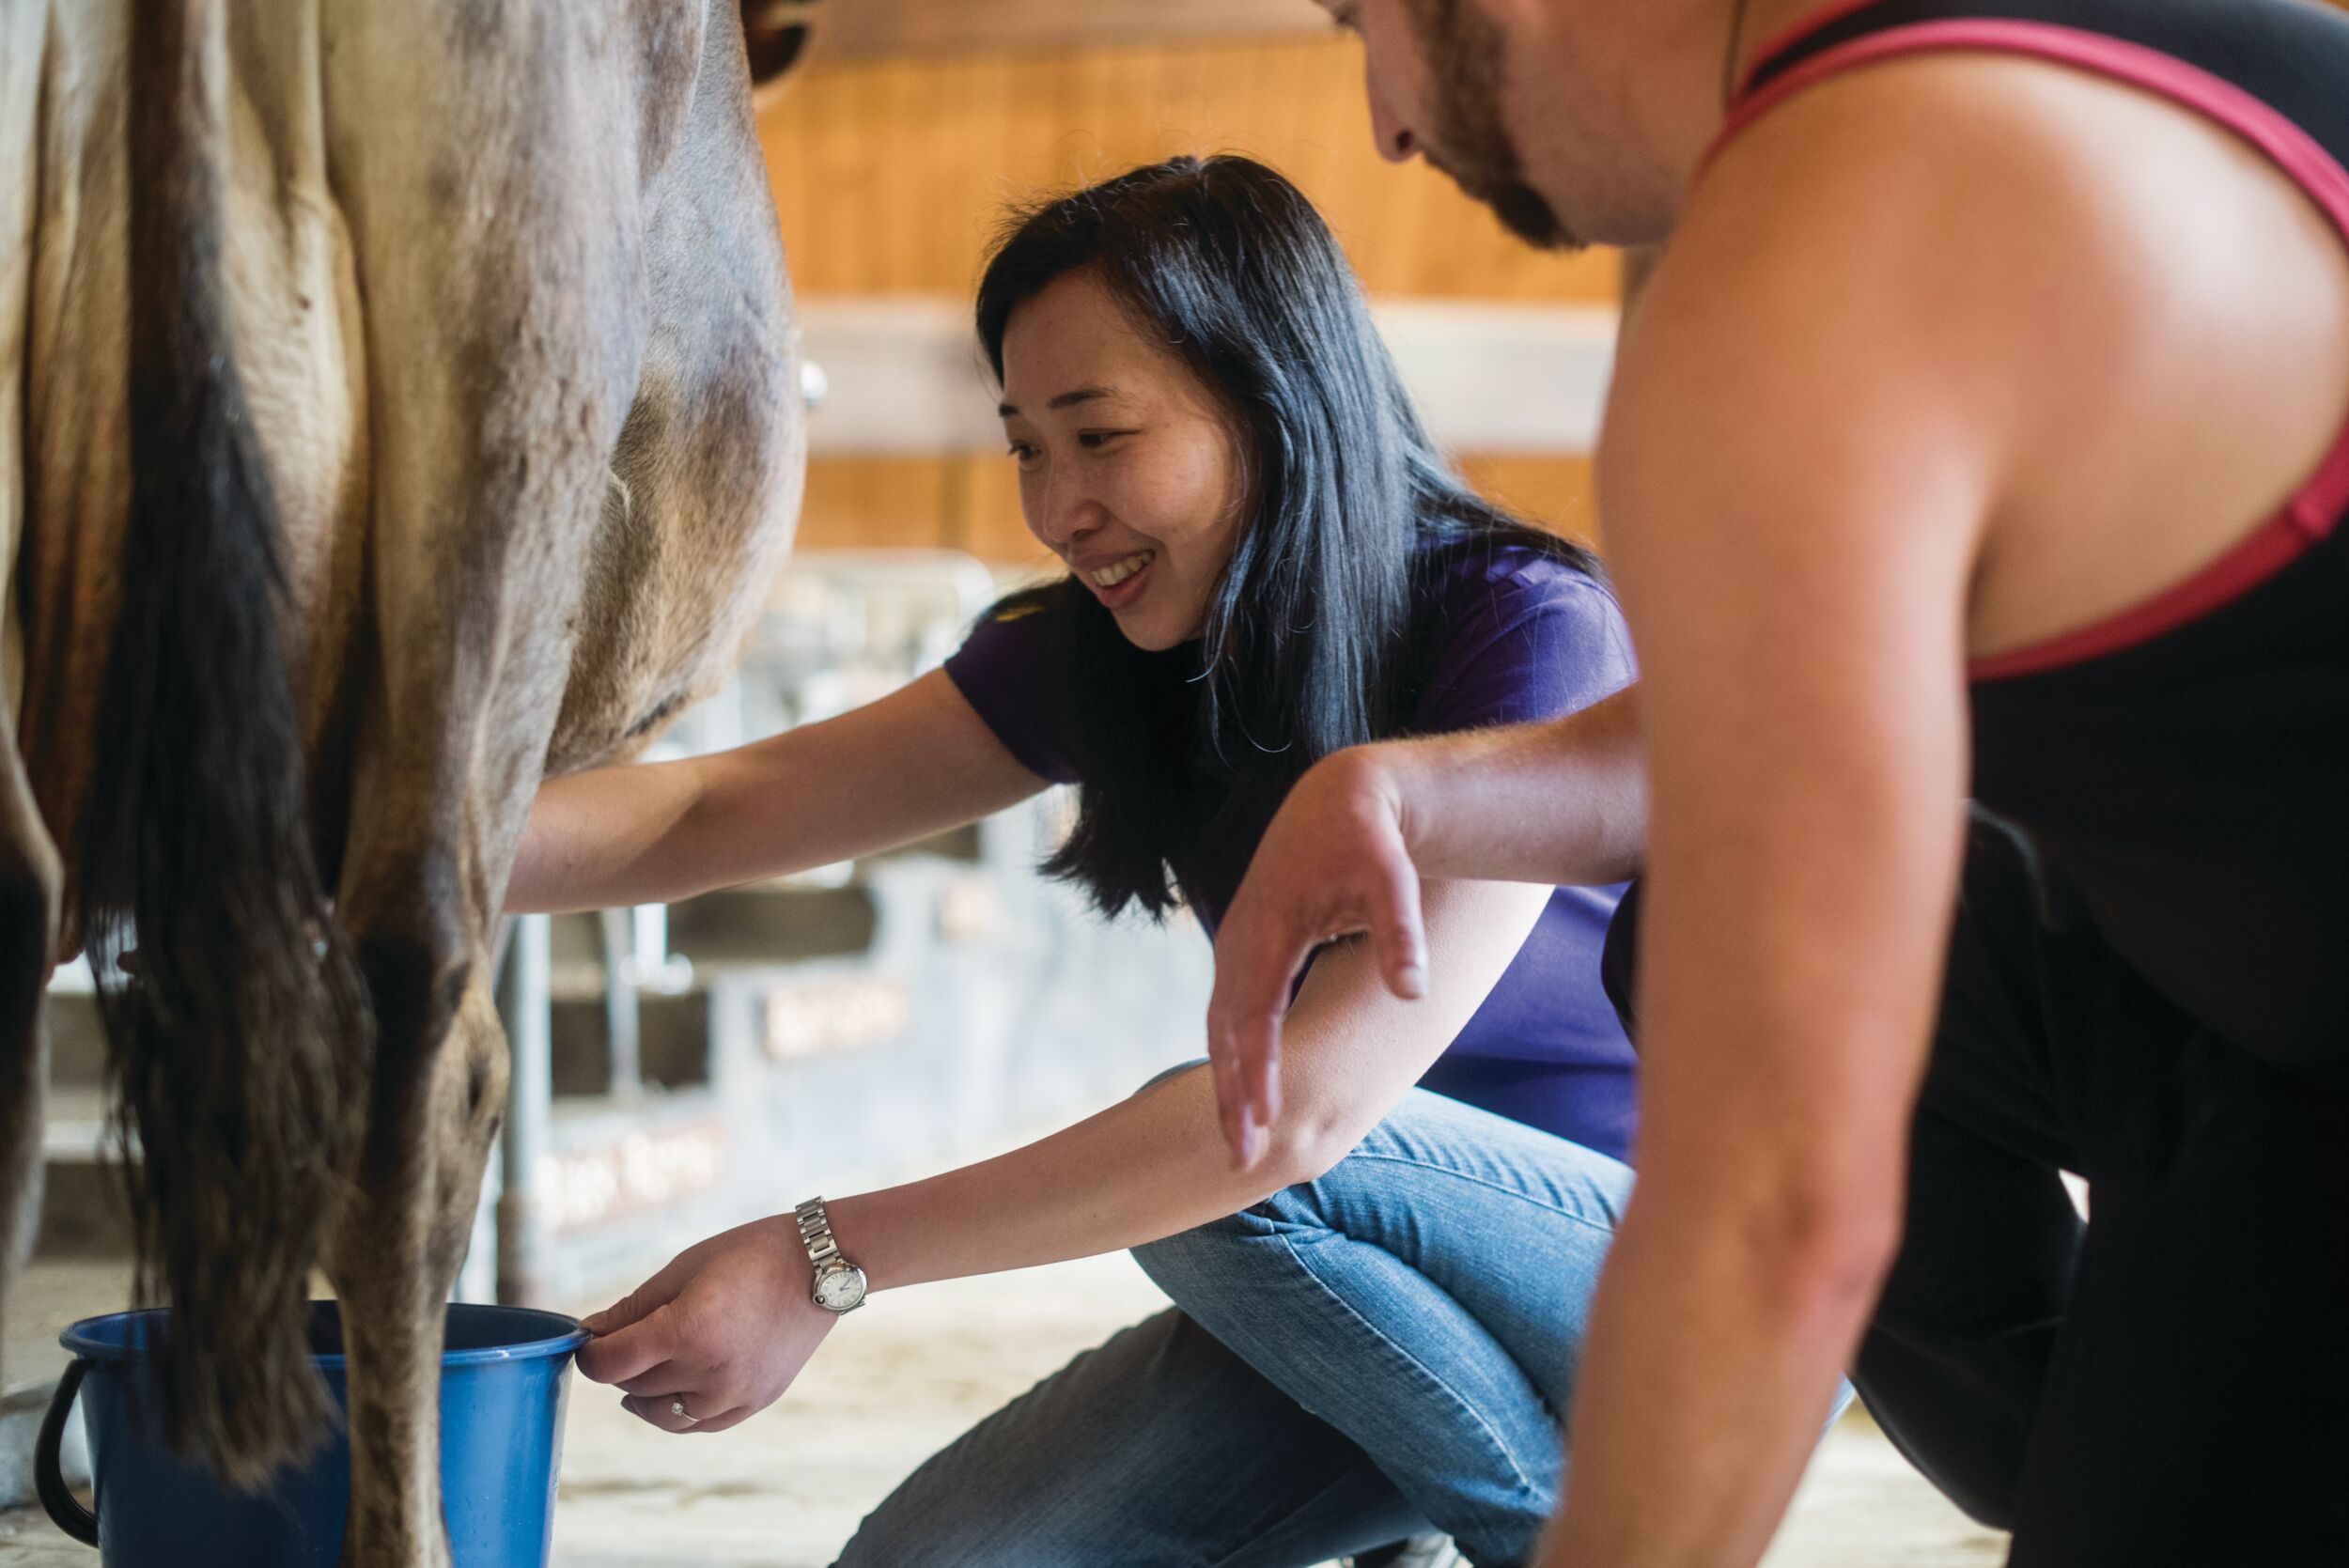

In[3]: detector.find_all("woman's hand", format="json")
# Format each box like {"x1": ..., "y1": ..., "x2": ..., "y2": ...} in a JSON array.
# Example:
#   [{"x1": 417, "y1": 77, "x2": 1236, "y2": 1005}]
[
  {"x1": 573, "y1": 1216, "x2": 836, "y2": 1434},
  {"x1": 1207, "y1": 746, "x2": 1429, "y2": 1172}
]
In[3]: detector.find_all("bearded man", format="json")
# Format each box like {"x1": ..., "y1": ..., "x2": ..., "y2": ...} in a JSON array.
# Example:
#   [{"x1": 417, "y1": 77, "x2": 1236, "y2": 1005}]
[{"x1": 1208, "y1": 3, "x2": 2349, "y2": 1565}]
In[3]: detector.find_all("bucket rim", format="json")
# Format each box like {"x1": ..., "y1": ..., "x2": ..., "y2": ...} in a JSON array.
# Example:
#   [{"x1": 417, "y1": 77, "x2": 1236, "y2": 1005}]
[{"x1": 58, "y1": 1302, "x2": 590, "y2": 1368}]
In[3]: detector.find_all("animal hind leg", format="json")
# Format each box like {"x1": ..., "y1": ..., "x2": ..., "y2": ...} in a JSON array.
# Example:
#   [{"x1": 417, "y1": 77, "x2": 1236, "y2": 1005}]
[
  {"x1": 0, "y1": 0, "x2": 64, "y2": 1392},
  {"x1": 316, "y1": 14, "x2": 660, "y2": 1562},
  {"x1": 315, "y1": 0, "x2": 778, "y2": 1556},
  {"x1": 324, "y1": 623, "x2": 564, "y2": 1568},
  {"x1": 0, "y1": 718, "x2": 61, "y2": 1376},
  {"x1": 322, "y1": 894, "x2": 507, "y2": 1568},
  {"x1": 324, "y1": 592, "x2": 582, "y2": 1566}
]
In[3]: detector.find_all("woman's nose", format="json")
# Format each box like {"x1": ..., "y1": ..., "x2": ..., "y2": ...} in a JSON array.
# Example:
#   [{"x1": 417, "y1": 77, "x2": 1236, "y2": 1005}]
[{"x1": 1031, "y1": 474, "x2": 1104, "y2": 551}]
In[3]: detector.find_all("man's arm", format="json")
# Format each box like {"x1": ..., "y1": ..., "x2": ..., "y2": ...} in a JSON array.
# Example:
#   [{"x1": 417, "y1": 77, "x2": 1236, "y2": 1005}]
[
  {"x1": 1389, "y1": 692, "x2": 1647, "y2": 887},
  {"x1": 1537, "y1": 60, "x2": 2081, "y2": 1564}
]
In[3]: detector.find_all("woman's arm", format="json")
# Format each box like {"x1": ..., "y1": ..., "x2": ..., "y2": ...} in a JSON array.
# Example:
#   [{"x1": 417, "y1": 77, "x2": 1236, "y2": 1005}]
[
  {"x1": 572, "y1": 873, "x2": 1554, "y2": 1423},
  {"x1": 506, "y1": 668, "x2": 1047, "y2": 913},
  {"x1": 832, "y1": 876, "x2": 1551, "y2": 1287}
]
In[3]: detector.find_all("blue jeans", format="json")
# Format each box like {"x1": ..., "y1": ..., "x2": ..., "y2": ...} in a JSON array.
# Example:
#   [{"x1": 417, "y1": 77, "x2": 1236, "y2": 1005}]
[{"x1": 833, "y1": 1080, "x2": 1638, "y2": 1568}]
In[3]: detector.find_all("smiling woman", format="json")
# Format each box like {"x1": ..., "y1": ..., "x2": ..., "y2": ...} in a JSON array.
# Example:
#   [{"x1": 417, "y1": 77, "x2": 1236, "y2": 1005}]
[
  {"x1": 964, "y1": 156, "x2": 1608, "y2": 923},
  {"x1": 992, "y1": 272, "x2": 1252, "y2": 653},
  {"x1": 511, "y1": 153, "x2": 1657, "y2": 1568}
]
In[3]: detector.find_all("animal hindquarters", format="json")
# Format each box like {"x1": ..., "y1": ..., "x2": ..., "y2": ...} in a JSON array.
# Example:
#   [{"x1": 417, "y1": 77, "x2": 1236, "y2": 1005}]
[{"x1": 314, "y1": 0, "x2": 799, "y2": 1560}]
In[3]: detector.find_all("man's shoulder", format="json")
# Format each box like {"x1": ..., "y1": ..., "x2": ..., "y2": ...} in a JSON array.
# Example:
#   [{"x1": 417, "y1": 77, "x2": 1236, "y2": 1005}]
[
  {"x1": 1671, "y1": 44, "x2": 2242, "y2": 331},
  {"x1": 1610, "y1": 54, "x2": 2168, "y2": 486}
]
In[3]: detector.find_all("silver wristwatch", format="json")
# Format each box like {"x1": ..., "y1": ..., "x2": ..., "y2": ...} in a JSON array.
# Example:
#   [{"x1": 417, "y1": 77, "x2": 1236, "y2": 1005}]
[{"x1": 793, "y1": 1197, "x2": 868, "y2": 1313}]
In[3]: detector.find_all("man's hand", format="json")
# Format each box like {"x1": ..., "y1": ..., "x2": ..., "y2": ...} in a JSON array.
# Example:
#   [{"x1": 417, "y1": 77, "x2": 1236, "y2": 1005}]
[
  {"x1": 1207, "y1": 746, "x2": 1429, "y2": 1171},
  {"x1": 574, "y1": 1216, "x2": 836, "y2": 1433},
  {"x1": 1206, "y1": 695, "x2": 1648, "y2": 1172}
]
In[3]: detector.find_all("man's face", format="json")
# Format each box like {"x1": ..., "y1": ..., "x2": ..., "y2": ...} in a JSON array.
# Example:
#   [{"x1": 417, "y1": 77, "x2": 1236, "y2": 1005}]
[{"x1": 1325, "y1": 0, "x2": 1579, "y2": 251}]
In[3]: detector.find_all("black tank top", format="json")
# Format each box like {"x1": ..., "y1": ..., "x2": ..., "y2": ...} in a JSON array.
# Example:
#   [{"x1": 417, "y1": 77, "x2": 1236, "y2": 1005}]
[{"x1": 1726, "y1": 0, "x2": 2349, "y2": 1079}]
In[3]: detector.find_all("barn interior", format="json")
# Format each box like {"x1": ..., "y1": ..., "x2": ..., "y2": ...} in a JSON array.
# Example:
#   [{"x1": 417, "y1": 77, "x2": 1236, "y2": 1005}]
[{"x1": 1, "y1": 2, "x2": 2016, "y2": 1564}]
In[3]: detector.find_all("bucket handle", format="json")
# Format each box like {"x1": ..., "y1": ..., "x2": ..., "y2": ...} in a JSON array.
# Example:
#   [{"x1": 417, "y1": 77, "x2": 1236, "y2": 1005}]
[{"x1": 35, "y1": 1357, "x2": 99, "y2": 1545}]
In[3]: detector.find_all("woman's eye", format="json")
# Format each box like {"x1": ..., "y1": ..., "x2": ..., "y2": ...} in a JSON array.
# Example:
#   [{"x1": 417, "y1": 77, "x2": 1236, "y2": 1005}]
[
  {"x1": 1078, "y1": 430, "x2": 1129, "y2": 451},
  {"x1": 1005, "y1": 442, "x2": 1037, "y2": 463}
]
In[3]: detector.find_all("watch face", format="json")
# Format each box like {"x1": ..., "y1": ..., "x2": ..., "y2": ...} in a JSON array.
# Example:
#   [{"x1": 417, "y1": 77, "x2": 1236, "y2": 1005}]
[{"x1": 814, "y1": 1265, "x2": 867, "y2": 1312}]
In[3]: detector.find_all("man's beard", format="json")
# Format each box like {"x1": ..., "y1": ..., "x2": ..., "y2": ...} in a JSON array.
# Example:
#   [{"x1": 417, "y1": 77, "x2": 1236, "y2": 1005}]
[{"x1": 1409, "y1": 0, "x2": 1580, "y2": 252}]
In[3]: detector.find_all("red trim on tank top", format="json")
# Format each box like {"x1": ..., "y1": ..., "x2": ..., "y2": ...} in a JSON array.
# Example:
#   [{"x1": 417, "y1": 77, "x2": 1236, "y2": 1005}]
[
  {"x1": 1734, "y1": 0, "x2": 1890, "y2": 101},
  {"x1": 1701, "y1": 17, "x2": 2349, "y2": 680}
]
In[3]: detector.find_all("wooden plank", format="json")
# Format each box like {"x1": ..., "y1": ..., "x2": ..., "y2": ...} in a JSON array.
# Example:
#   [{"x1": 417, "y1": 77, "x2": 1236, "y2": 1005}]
[
  {"x1": 760, "y1": 34, "x2": 1624, "y2": 303},
  {"x1": 814, "y1": 0, "x2": 1322, "y2": 59}
]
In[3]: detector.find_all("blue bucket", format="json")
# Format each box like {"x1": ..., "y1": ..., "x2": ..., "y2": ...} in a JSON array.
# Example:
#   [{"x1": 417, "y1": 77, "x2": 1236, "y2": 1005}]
[{"x1": 35, "y1": 1301, "x2": 588, "y2": 1567}]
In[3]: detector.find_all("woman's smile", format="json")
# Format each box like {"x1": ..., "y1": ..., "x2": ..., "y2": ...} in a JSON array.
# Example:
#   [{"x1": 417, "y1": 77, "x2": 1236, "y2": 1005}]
[
  {"x1": 997, "y1": 268, "x2": 1250, "y2": 651},
  {"x1": 1081, "y1": 549, "x2": 1158, "y2": 611}
]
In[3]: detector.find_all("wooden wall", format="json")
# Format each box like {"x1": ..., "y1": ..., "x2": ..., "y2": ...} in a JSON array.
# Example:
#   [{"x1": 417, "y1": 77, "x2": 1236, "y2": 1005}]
[
  {"x1": 760, "y1": 31, "x2": 1620, "y2": 563},
  {"x1": 758, "y1": 33, "x2": 1620, "y2": 303}
]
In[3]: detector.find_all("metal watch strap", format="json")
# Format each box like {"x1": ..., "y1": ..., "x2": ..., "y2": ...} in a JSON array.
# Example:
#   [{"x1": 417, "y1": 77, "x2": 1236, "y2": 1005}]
[
  {"x1": 793, "y1": 1195, "x2": 868, "y2": 1317},
  {"x1": 794, "y1": 1197, "x2": 844, "y2": 1270}
]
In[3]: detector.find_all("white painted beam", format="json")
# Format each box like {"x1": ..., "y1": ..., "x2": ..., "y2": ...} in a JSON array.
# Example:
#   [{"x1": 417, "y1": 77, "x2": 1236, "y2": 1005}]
[
  {"x1": 1376, "y1": 299, "x2": 1618, "y2": 455},
  {"x1": 797, "y1": 295, "x2": 1618, "y2": 458}
]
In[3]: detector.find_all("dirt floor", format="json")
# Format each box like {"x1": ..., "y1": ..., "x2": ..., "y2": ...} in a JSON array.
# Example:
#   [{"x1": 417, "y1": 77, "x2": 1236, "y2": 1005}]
[{"x1": 0, "y1": 1249, "x2": 2005, "y2": 1568}]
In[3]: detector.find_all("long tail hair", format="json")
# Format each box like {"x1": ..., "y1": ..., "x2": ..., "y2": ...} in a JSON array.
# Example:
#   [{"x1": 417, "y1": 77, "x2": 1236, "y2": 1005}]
[{"x1": 77, "y1": 0, "x2": 373, "y2": 1487}]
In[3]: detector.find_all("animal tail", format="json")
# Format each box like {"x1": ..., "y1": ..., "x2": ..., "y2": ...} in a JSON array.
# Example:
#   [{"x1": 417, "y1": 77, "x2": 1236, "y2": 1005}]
[{"x1": 77, "y1": 0, "x2": 373, "y2": 1488}]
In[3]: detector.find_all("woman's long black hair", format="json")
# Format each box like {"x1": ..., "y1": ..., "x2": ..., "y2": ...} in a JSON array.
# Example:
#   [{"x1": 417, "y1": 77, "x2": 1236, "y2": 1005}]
[{"x1": 975, "y1": 154, "x2": 1605, "y2": 919}]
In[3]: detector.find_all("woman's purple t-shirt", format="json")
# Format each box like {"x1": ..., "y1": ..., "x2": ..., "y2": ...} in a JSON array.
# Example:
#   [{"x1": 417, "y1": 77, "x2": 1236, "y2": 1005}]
[{"x1": 944, "y1": 542, "x2": 1640, "y2": 1161}]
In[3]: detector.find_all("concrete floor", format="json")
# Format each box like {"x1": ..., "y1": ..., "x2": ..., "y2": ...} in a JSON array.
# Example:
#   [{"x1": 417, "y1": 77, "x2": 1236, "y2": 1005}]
[{"x1": 0, "y1": 1250, "x2": 2007, "y2": 1568}]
